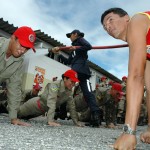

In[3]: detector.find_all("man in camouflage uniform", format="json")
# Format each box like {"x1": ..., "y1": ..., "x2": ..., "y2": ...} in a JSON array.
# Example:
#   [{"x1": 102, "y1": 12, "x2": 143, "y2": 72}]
[
  {"x1": 73, "y1": 84, "x2": 107, "y2": 125},
  {"x1": 103, "y1": 83, "x2": 124, "y2": 128},
  {"x1": 99, "y1": 76, "x2": 109, "y2": 88},
  {"x1": 96, "y1": 83, "x2": 123, "y2": 128},
  {"x1": 0, "y1": 26, "x2": 36, "y2": 126},
  {"x1": 117, "y1": 76, "x2": 127, "y2": 124},
  {"x1": 18, "y1": 70, "x2": 83, "y2": 127},
  {"x1": 0, "y1": 84, "x2": 42, "y2": 114},
  {"x1": 73, "y1": 84, "x2": 90, "y2": 122},
  {"x1": 21, "y1": 84, "x2": 42, "y2": 105},
  {"x1": 121, "y1": 76, "x2": 127, "y2": 93},
  {"x1": 54, "y1": 84, "x2": 89, "y2": 122},
  {"x1": 117, "y1": 95, "x2": 126, "y2": 124}
]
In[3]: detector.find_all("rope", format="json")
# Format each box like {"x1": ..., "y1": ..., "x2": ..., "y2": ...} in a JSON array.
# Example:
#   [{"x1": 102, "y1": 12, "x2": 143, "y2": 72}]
[{"x1": 57, "y1": 44, "x2": 128, "y2": 50}]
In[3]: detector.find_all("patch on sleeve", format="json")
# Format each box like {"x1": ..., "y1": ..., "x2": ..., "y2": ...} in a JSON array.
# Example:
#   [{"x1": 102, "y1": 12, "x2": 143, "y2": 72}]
[{"x1": 50, "y1": 84, "x2": 59, "y2": 92}]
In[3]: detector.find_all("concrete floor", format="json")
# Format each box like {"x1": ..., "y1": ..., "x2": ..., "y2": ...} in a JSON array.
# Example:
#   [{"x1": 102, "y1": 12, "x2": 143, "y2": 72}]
[{"x1": 0, "y1": 114, "x2": 149, "y2": 150}]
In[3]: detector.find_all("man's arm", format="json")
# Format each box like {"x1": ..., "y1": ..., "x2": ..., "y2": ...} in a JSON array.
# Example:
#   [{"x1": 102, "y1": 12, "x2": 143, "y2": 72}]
[
  {"x1": 113, "y1": 13, "x2": 149, "y2": 150},
  {"x1": 125, "y1": 14, "x2": 148, "y2": 130},
  {"x1": 67, "y1": 96, "x2": 84, "y2": 127},
  {"x1": 44, "y1": 83, "x2": 61, "y2": 126},
  {"x1": 7, "y1": 64, "x2": 30, "y2": 126}
]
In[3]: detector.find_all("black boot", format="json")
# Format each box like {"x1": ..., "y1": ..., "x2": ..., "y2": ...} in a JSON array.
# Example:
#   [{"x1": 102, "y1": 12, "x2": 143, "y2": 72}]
[
  {"x1": 90, "y1": 111, "x2": 101, "y2": 127},
  {"x1": 0, "y1": 101, "x2": 8, "y2": 113}
]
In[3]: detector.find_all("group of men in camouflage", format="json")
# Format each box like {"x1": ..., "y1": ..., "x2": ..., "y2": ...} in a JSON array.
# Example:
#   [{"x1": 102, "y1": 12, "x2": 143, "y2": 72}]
[
  {"x1": 54, "y1": 75, "x2": 148, "y2": 128},
  {"x1": 0, "y1": 74, "x2": 147, "y2": 128}
]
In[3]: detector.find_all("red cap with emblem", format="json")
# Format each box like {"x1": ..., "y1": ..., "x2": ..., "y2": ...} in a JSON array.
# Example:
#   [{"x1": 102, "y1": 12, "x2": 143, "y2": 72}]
[
  {"x1": 64, "y1": 69, "x2": 79, "y2": 82},
  {"x1": 13, "y1": 26, "x2": 36, "y2": 52}
]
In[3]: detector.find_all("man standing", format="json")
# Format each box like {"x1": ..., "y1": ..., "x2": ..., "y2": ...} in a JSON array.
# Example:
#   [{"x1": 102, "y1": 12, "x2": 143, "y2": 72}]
[
  {"x1": 51, "y1": 30, "x2": 101, "y2": 127},
  {"x1": 101, "y1": 8, "x2": 150, "y2": 149},
  {"x1": 0, "y1": 26, "x2": 36, "y2": 126}
]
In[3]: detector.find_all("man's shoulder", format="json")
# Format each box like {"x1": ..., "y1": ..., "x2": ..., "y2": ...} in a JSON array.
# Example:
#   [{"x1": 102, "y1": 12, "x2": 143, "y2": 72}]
[
  {"x1": 50, "y1": 80, "x2": 61, "y2": 86},
  {"x1": 0, "y1": 37, "x2": 7, "y2": 48},
  {"x1": 0, "y1": 37, "x2": 7, "y2": 41},
  {"x1": 46, "y1": 80, "x2": 60, "y2": 92}
]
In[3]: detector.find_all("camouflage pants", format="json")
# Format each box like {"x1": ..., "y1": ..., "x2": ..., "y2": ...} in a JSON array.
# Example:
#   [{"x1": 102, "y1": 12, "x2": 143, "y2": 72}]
[{"x1": 105, "y1": 100, "x2": 117, "y2": 125}]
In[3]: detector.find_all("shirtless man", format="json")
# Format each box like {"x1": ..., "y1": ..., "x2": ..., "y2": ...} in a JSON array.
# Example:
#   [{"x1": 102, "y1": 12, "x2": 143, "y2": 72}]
[{"x1": 101, "y1": 8, "x2": 150, "y2": 149}]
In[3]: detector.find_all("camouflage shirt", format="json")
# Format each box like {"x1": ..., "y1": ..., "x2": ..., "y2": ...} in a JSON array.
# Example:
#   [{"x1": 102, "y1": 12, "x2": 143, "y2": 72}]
[
  {"x1": 0, "y1": 37, "x2": 24, "y2": 119},
  {"x1": 39, "y1": 80, "x2": 78, "y2": 124}
]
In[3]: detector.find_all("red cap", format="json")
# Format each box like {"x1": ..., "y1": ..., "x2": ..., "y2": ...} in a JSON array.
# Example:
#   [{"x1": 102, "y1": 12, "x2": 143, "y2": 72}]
[
  {"x1": 112, "y1": 83, "x2": 125, "y2": 100},
  {"x1": 64, "y1": 70, "x2": 79, "y2": 82},
  {"x1": 122, "y1": 76, "x2": 127, "y2": 80},
  {"x1": 108, "y1": 80, "x2": 114, "y2": 85},
  {"x1": 112, "y1": 83, "x2": 122, "y2": 92},
  {"x1": 13, "y1": 26, "x2": 36, "y2": 52},
  {"x1": 33, "y1": 84, "x2": 42, "y2": 90},
  {"x1": 101, "y1": 76, "x2": 107, "y2": 81}
]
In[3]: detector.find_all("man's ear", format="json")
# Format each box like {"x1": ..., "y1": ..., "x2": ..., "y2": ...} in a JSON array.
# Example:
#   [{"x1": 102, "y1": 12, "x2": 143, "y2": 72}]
[
  {"x1": 63, "y1": 77, "x2": 67, "y2": 81},
  {"x1": 11, "y1": 35, "x2": 16, "y2": 40},
  {"x1": 124, "y1": 15, "x2": 130, "y2": 23}
]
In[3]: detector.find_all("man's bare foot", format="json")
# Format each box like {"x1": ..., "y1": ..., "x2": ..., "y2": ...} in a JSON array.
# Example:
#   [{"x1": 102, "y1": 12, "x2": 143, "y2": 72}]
[{"x1": 140, "y1": 129, "x2": 150, "y2": 144}]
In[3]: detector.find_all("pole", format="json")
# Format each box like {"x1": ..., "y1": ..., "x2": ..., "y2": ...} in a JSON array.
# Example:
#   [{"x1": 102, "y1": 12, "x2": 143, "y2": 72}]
[{"x1": 57, "y1": 44, "x2": 128, "y2": 51}]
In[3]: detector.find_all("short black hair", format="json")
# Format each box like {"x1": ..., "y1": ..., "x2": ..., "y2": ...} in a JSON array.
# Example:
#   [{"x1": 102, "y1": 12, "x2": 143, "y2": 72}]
[
  {"x1": 62, "y1": 74, "x2": 69, "y2": 80},
  {"x1": 101, "y1": 8, "x2": 128, "y2": 24}
]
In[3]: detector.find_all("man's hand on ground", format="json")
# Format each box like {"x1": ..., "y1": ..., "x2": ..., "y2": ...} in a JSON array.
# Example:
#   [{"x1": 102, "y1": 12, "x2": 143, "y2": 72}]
[
  {"x1": 76, "y1": 121, "x2": 85, "y2": 127},
  {"x1": 48, "y1": 121, "x2": 61, "y2": 127},
  {"x1": 112, "y1": 133, "x2": 137, "y2": 150},
  {"x1": 11, "y1": 118, "x2": 31, "y2": 126}
]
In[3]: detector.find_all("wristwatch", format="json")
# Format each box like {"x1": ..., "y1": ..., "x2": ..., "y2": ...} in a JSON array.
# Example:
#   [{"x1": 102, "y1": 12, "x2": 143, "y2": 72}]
[{"x1": 123, "y1": 124, "x2": 136, "y2": 135}]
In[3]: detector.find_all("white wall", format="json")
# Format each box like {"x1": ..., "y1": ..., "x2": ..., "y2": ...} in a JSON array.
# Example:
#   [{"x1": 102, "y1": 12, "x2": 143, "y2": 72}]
[
  {"x1": 22, "y1": 48, "x2": 102, "y2": 91},
  {"x1": 22, "y1": 48, "x2": 70, "y2": 91}
]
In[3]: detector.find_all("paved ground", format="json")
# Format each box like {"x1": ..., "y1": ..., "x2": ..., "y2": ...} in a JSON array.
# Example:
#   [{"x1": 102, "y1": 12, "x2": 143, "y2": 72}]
[{"x1": 0, "y1": 114, "x2": 150, "y2": 150}]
